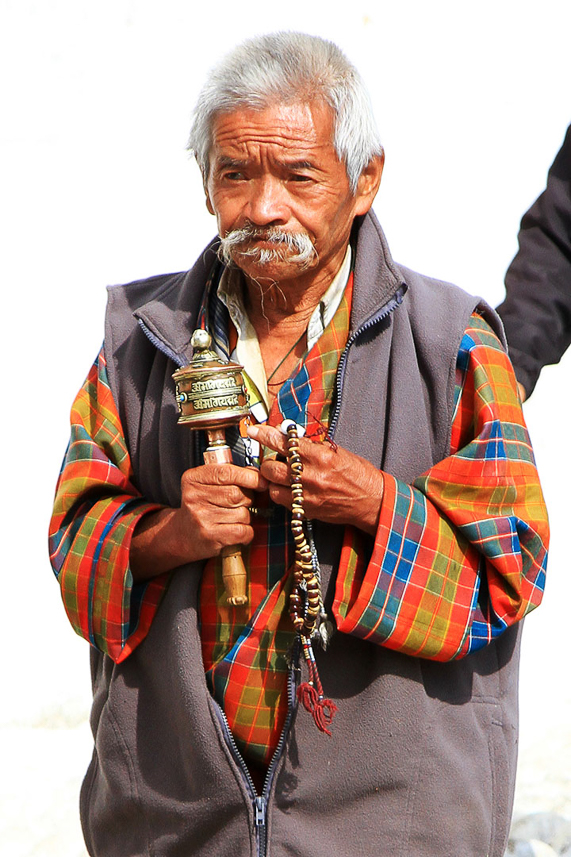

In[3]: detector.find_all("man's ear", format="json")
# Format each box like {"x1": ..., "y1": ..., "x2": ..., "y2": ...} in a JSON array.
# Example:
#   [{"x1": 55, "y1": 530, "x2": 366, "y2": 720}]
[
  {"x1": 354, "y1": 150, "x2": 384, "y2": 216},
  {"x1": 204, "y1": 183, "x2": 215, "y2": 216}
]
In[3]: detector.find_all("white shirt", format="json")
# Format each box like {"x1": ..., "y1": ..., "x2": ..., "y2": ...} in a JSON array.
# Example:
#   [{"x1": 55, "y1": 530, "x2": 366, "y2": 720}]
[{"x1": 217, "y1": 245, "x2": 352, "y2": 421}]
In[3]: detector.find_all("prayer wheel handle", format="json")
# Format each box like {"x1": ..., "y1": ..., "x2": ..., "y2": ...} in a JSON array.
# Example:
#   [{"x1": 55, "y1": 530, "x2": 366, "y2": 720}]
[{"x1": 172, "y1": 330, "x2": 250, "y2": 606}]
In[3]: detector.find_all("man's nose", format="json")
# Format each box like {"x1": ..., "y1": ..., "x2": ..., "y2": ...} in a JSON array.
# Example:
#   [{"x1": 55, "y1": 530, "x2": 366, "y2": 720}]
[{"x1": 245, "y1": 176, "x2": 288, "y2": 226}]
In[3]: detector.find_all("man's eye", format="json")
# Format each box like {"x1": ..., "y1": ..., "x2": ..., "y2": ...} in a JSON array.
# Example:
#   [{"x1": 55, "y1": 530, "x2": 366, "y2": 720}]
[
  {"x1": 223, "y1": 171, "x2": 245, "y2": 181},
  {"x1": 290, "y1": 174, "x2": 312, "y2": 183}
]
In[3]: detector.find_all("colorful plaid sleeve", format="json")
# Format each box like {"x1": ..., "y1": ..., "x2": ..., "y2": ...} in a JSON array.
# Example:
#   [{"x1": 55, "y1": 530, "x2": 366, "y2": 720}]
[
  {"x1": 333, "y1": 314, "x2": 549, "y2": 661},
  {"x1": 48, "y1": 348, "x2": 169, "y2": 663}
]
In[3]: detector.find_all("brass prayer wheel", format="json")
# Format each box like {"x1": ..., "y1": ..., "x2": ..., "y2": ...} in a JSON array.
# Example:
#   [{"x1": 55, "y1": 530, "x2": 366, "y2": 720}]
[
  {"x1": 172, "y1": 330, "x2": 250, "y2": 606},
  {"x1": 172, "y1": 329, "x2": 249, "y2": 430}
]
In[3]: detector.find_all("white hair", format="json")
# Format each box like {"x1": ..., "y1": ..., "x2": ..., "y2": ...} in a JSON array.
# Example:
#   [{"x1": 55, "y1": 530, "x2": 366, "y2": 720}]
[{"x1": 187, "y1": 31, "x2": 383, "y2": 193}]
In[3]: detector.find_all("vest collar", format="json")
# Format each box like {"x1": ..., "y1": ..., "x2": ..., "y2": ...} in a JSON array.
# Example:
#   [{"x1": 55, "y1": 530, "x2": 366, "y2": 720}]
[
  {"x1": 350, "y1": 210, "x2": 407, "y2": 333},
  {"x1": 133, "y1": 211, "x2": 407, "y2": 366}
]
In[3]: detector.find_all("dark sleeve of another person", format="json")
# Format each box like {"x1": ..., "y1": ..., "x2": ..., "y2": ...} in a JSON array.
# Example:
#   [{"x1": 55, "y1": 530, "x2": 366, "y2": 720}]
[{"x1": 497, "y1": 124, "x2": 571, "y2": 397}]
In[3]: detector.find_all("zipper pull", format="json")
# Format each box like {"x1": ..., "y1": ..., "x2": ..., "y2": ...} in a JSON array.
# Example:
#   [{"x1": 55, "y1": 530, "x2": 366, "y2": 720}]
[{"x1": 254, "y1": 796, "x2": 266, "y2": 828}]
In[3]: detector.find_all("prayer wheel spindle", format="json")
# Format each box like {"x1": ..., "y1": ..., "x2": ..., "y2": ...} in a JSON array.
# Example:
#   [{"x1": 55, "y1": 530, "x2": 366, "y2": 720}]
[{"x1": 172, "y1": 329, "x2": 250, "y2": 606}]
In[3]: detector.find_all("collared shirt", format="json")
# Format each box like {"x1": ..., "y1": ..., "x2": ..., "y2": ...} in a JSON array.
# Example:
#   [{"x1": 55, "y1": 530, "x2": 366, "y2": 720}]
[{"x1": 217, "y1": 246, "x2": 352, "y2": 416}]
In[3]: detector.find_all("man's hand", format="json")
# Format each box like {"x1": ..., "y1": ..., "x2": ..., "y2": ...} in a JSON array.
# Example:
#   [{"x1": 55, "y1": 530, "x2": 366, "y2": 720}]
[
  {"x1": 247, "y1": 423, "x2": 384, "y2": 537},
  {"x1": 130, "y1": 463, "x2": 267, "y2": 581}
]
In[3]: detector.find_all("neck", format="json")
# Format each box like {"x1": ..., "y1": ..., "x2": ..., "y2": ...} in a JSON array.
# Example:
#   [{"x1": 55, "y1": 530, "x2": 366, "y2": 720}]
[
  {"x1": 241, "y1": 247, "x2": 348, "y2": 334},
  {"x1": 244, "y1": 279, "x2": 319, "y2": 338},
  {"x1": 241, "y1": 271, "x2": 329, "y2": 396}
]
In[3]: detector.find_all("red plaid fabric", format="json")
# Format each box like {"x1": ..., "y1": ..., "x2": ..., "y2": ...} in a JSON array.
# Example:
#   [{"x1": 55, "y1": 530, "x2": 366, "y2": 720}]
[
  {"x1": 49, "y1": 307, "x2": 548, "y2": 773},
  {"x1": 333, "y1": 316, "x2": 547, "y2": 659},
  {"x1": 49, "y1": 351, "x2": 167, "y2": 662},
  {"x1": 200, "y1": 274, "x2": 355, "y2": 768}
]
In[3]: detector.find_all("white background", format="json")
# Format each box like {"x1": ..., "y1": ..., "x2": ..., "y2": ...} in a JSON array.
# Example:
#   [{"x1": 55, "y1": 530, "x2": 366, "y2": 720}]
[{"x1": 1, "y1": 2, "x2": 570, "y2": 854}]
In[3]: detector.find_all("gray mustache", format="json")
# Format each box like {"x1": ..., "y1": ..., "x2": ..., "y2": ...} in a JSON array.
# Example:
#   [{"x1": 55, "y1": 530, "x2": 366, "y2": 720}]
[{"x1": 218, "y1": 225, "x2": 317, "y2": 268}]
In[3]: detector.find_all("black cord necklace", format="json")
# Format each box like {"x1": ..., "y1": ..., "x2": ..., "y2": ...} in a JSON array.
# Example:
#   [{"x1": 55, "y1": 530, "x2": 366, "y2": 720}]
[{"x1": 266, "y1": 329, "x2": 307, "y2": 387}]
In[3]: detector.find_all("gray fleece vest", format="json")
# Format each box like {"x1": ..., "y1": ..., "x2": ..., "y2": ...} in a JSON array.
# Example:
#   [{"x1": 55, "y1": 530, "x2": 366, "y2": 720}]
[{"x1": 82, "y1": 212, "x2": 519, "y2": 857}]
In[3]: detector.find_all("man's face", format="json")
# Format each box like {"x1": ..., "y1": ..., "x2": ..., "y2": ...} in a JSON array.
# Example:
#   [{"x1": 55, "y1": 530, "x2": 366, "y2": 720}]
[{"x1": 204, "y1": 101, "x2": 381, "y2": 287}]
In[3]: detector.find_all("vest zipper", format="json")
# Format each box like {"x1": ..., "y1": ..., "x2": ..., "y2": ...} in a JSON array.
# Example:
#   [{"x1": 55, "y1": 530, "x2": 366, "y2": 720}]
[
  {"x1": 211, "y1": 655, "x2": 299, "y2": 857},
  {"x1": 254, "y1": 796, "x2": 267, "y2": 857},
  {"x1": 329, "y1": 287, "x2": 406, "y2": 438},
  {"x1": 211, "y1": 701, "x2": 263, "y2": 853}
]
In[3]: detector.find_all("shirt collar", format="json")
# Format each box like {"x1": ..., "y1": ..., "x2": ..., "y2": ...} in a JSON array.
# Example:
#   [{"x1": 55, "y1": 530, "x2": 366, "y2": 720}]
[{"x1": 217, "y1": 245, "x2": 352, "y2": 413}]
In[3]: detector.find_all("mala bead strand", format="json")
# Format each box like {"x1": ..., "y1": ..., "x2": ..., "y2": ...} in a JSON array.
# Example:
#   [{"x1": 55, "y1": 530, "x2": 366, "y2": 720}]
[
  {"x1": 282, "y1": 419, "x2": 338, "y2": 736},
  {"x1": 286, "y1": 424, "x2": 320, "y2": 638}
]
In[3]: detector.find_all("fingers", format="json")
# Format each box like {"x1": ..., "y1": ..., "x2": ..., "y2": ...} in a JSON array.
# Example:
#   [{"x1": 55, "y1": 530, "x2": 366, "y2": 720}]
[
  {"x1": 183, "y1": 462, "x2": 267, "y2": 491},
  {"x1": 248, "y1": 422, "x2": 324, "y2": 470},
  {"x1": 259, "y1": 456, "x2": 289, "y2": 487},
  {"x1": 177, "y1": 463, "x2": 264, "y2": 551},
  {"x1": 204, "y1": 520, "x2": 256, "y2": 548},
  {"x1": 182, "y1": 464, "x2": 267, "y2": 506},
  {"x1": 247, "y1": 423, "x2": 289, "y2": 457},
  {"x1": 249, "y1": 424, "x2": 384, "y2": 533},
  {"x1": 189, "y1": 481, "x2": 252, "y2": 511},
  {"x1": 182, "y1": 515, "x2": 256, "y2": 558}
]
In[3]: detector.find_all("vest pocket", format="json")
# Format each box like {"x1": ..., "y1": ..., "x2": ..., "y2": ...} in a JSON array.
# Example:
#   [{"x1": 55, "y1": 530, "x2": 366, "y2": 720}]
[{"x1": 400, "y1": 696, "x2": 511, "y2": 857}]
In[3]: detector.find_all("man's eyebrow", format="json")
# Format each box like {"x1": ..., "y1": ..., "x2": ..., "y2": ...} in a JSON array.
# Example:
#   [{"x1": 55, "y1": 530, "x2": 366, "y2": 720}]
[
  {"x1": 284, "y1": 159, "x2": 318, "y2": 170},
  {"x1": 213, "y1": 156, "x2": 320, "y2": 171},
  {"x1": 214, "y1": 156, "x2": 247, "y2": 170}
]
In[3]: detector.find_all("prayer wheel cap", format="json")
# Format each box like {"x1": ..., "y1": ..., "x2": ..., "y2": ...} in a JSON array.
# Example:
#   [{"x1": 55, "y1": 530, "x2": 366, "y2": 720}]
[{"x1": 191, "y1": 329, "x2": 211, "y2": 350}]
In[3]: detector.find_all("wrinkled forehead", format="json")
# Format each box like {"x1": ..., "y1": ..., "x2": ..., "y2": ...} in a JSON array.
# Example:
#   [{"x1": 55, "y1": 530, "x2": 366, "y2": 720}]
[{"x1": 208, "y1": 101, "x2": 338, "y2": 163}]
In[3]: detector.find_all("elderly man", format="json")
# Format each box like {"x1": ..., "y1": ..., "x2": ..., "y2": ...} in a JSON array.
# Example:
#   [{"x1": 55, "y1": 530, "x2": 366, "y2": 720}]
[{"x1": 50, "y1": 32, "x2": 548, "y2": 857}]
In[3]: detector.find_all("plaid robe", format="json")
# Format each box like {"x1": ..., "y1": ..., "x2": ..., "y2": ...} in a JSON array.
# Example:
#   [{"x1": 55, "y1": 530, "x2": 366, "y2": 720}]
[
  {"x1": 200, "y1": 273, "x2": 355, "y2": 768},
  {"x1": 49, "y1": 275, "x2": 547, "y2": 773}
]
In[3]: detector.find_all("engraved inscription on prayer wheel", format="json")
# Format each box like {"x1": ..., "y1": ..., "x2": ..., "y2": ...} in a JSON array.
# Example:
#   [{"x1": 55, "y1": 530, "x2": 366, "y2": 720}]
[{"x1": 172, "y1": 330, "x2": 249, "y2": 430}]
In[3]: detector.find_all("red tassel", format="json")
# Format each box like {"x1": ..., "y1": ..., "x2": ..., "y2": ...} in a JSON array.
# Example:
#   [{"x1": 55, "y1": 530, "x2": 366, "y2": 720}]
[
  {"x1": 297, "y1": 683, "x2": 338, "y2": 736},
  {"x1": 314, "y1": 698, "x2": 338, "y2": 736},
  {"x1": 298, "y1": 682, "x2": 319, "y2": 713}
]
